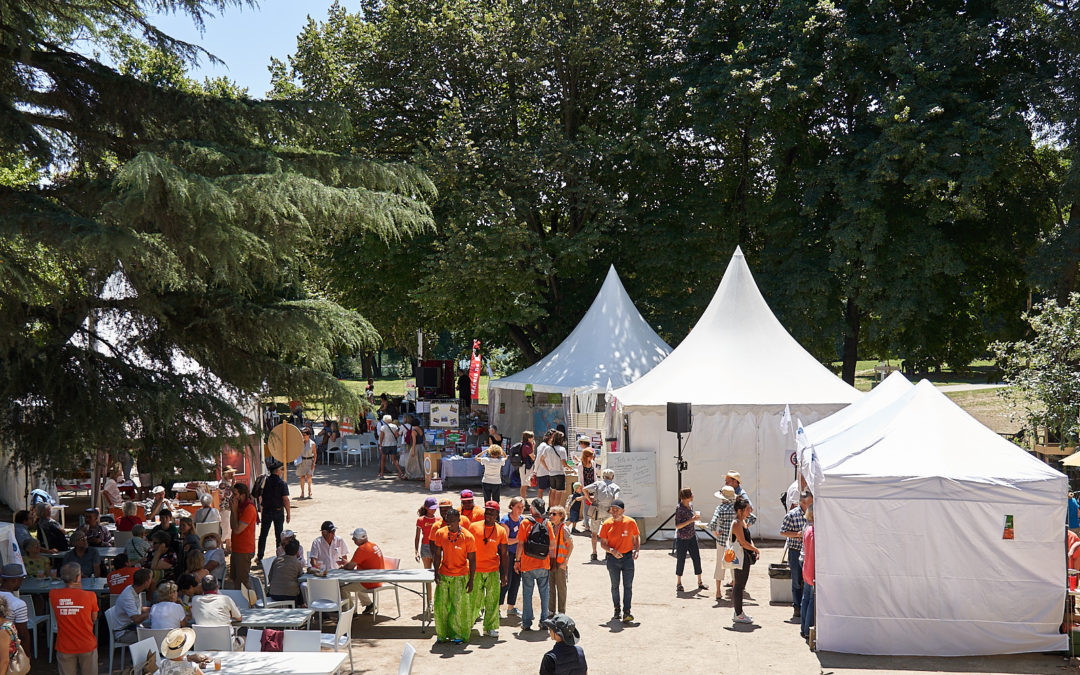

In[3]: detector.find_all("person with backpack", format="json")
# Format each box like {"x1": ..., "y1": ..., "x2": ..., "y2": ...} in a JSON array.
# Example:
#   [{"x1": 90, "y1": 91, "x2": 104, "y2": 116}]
[
  {"x1": 515, "y1": 498, "x2": 556, "y2": 632},
  {"x1": 584, "y1": 469, "x2": 621, "y2": 562},
  {"x1": 377, "y1": 414, "x2": 402, "y2": 479},
  {"x1": 510, "y1": 431, "x2": 535, "y2": 499}
]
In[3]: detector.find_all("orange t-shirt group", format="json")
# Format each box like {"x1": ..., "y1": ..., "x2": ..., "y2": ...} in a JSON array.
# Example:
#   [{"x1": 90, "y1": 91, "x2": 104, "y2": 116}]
[
  {"x1": 432, "y1": 527, "x2": 476, "y2": 577},
  {"x1": 416, "y1": 516, "x2": 437, "y2": 545},
  {"x1": 599, "y1": 516, "x2": 639, "y2": 554},
  {"x1": 469, "y1": 521, "x2": 508, "y2": 573},
  {"x1": 232, "y1": 500, "x2": 258, "y2": 554},
  {"x1": 50, "y1": 588, "x2": 99, "y2": 655},
  {"x1": 107, "y1": 566, "x2": 139, "y2": 595}
]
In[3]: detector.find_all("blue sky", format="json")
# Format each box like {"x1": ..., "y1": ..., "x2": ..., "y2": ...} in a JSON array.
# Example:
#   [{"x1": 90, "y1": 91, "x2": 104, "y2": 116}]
[{"x1": 148, "y1": 1, "x2": 356, "y2": 97}]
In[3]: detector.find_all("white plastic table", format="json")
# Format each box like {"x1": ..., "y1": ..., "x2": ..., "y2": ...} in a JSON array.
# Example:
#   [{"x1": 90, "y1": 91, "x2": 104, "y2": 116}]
[
  {"x1": 237, "y1": 607, "x2": 314, "y2": 628},
  {"x1": 299, "y1": 568, "x2": 434, "y2": 632},
  {"x1": 20, "y1": 577, "x2": 108, "y2": 595},
  {"x1": 199, "y1": 651, "x2": 346, "y2": 674}
]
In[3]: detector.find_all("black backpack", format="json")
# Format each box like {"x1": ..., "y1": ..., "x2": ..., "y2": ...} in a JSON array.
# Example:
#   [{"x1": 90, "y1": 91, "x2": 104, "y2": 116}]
[
  {"x1": 508, "y1": 442, "x2": 524, "y2": 467},
  {"x1": 251, "y1": 474, "x2": 267, "y2": 500},
  {"x1": 523, "y1": 516, "x2": 550, "y2": 559}
]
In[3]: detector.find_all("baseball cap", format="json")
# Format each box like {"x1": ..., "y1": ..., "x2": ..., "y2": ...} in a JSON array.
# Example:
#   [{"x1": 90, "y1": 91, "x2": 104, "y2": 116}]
[
  {"x1": 423, "y1": 497, "x2": 438, "y2": 512},
  {"x1": 84, "y1": 507, "x2": 99, "y2": 514},
  {"x1": 610, "y1": 499, "x2": 626, "y2": 510},
  {"x1": 351, "y1": 527, "x2": 367, "y2": 541},
  {"x1": 460, "y1": 489, "x2": 474, "y2": 499},
  {"x1": 540, "y1": 613, "x2": 580, "y2": 645},
  {"x1": 0, "y1": 564, "x2": 25, "y2": 579},
  {"x1": 281, "y1": 530, "x2": 295, "y2": 539},
  {"x1": 320, "y1": 521, "x2": 336, "y2": 532},
  {"x1": 151, "y1": 486, "x2": 165, "y2": 494},
  {"x1": 438, "y1": 498, "x2": 452, "y2": 507},
  {"x1": 484, "y1": 500, "x2": 500, "y2": 511}
]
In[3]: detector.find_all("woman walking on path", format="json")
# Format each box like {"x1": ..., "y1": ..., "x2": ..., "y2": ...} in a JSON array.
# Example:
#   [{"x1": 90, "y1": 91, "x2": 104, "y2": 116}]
[
  {"x1": 674, "y1": 488, "x2": 707, "y2": 593},
  {"x1": 575, "y1": 445, "x2": 598, "y2": 532},
  {"x1": 516, "y1": 432, "x2": 535, "y2": 499},
  {"x1": 402, "y1": 415, "x2": 425, "y2": 480},
  {"x1": 730, "y1": 496, "x2": 760, "y2": 624},
  {"x1": 499, "y1": 497, "x2": 525, "y2": 616},
  {"x1": 296, "y1": 429, "x2": 316, "y2": 499},
  {"x1": 476, "y1": 444, "x2": 506, "y2": 503}
]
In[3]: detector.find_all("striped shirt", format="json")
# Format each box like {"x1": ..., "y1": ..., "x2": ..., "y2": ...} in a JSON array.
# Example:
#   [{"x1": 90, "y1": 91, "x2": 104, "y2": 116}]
[{"x1": 780, "y1": 506, "x2": 807, "y2": 552}]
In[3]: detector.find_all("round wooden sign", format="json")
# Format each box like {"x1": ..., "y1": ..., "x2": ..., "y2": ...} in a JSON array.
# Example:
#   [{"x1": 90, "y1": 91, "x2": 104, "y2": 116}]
[{"x1": 267, "y1": 421, "x2": 303, "y2": 463}]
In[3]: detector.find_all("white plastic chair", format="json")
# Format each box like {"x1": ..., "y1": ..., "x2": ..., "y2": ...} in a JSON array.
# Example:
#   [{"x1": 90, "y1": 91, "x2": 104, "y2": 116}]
[
  {"x1": 282, "y1": 629, "x2": 321, "y2": 652},
  {"x1": 326, "y1": 440, "x2": 345, "y2": 465},
  {"x1": 372, "y1": 556, "x2": 402, "y2": 618},
  {"x1": 305, "y1": 577, "x2": 349, "y2": 632},
  {"x1": 399, "y1": 642, "x2": 417, "y2": 675},
  {"x1": 192, "y1": 624, "x2": 232, "y2": 651},
  {"x1": 25, "y1": 596, "x2": 47, "y2": 658},
  {"x1": 135, "y1": 626, "x2": 174, "y2": 651},
  {"x1": 319, "y1": 605, "x2": 354, "y2": 672},
  {"x1": 251, "y1": 575, "x2": 295, "y2": 609},
  {"x1": 128, "y1": 637, "x2": 157, "y2": 674},
  {"x1": 113, "y1": 530, "x2": 133, "y2": 548},
  {"x1": 245, "y1": 628, "x2": 263, "y2": 652},
  {"x1": 104, "y1": 605, "x2": 136, "y2": 674},
  {"x1": 222, "y1": 589, "x2": 251, "y2": 609},
  {"x1": 261, "y1": 557, "x2": 274, "y2": 580}
]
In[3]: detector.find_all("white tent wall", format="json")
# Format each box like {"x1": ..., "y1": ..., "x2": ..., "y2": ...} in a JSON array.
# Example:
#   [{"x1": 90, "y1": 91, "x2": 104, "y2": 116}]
[
  {"x1": 816, "y1": 481, "x2": 1067, "y2": 655},
  {"x1": 0, "y1": 448, "x2": 30, "y2": 511},
  {"x1": 626, "y1": 403, "x2": 843, "y2": 534}
]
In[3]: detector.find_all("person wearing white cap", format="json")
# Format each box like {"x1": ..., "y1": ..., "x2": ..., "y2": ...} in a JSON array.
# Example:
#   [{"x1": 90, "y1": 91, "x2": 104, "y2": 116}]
[
  {"x1": 276, "y1": 530, "x2": 305, "y2": 561},
  {"x1": 341, "y1": 527, "x2": 385, "y2": 614},
  {"x1": 193, "y1": 494, "x2": 220, "y2": 524},
  {"x1": 377, "y1": 414, "x2": 402, "y2": 479}
]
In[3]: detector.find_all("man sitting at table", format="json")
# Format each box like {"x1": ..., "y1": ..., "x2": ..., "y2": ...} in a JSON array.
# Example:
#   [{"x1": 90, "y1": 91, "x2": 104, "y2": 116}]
[
  {"x1": 62, "y1": 531, "x2": 102, "y2": 578},
  {"x1": 190, "y1": 575, "x2": 241, "y2": 626},
  {"x1": 35, "y1": 502, "x2": 69, "y2": 552},
  {"x1": 341, "y1": 527, "x2": 384, "y2": 615},
  {"x1": 309, "y1": 521, "x2": 349, "y2": 571},
  {"x1": 107, "y1": 553, "x2": 140, "y2": 595},
  {"x1": 0, "y1": 564, "x2": 30, "y2": 650},
  {"x1": 115, "y1": 568, "x2": 152, "y2": 631},
  {"x1": 276, "y1": 529, "x2": 305, "y2": 561},
  {"x1": 268, "y1": 539, "x2": 305, "y2": 606},
  {"x1": 151, "y1": 509, "x2": 180, "y2": 541},
  {"x1": 77, "y1": 507, "x2": 113, "y2": 547}
]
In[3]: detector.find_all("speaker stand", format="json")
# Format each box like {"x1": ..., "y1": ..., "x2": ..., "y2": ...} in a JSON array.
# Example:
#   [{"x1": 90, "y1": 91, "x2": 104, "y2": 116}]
[{"x1": 647, "y1": 431, "x2": 686, "y2": 543}]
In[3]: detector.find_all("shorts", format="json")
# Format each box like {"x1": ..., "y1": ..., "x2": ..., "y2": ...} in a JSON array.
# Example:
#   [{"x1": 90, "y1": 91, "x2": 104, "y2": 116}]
[
  {"x1": 518, "y1": 465, "x2": 529, "y2": 484},
  {"x1": 549, "y1": 474, "x2": 566, "y2": 491},
  {"x1": 382, "y1": 445, "x2": 398, "y2": 457},
  {"x1": 537, "y1": 475, "x2": 552, "y2": 490},
  {"x1": 420, "y1": 542, "x2": 432, "y2": 558}
]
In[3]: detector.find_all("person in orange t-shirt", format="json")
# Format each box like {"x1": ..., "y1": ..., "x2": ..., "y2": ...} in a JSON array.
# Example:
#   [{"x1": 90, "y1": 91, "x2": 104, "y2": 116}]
[
  {"x1": 415, "y1": 497, "x2": 439, "y2": 568},
  {"x1": 432, "y1": 498, "x2": 470, "y2": 533},
  {"x1": 458, "y1": 489, "x2": 486, "y2": 524},
  {"x1": 229, "y1": 482, "x2": 258, "y2": 591},
  {"x1": 469, "y1": 501, "x2": 508, "y2": 637},
  {"x1": 598, "y1": 499, "x2": 640, "y2": 623},
  {"x1": 431, "y1": 509, "x2": 476, "y2": 643},
  {"x1": 515, "y1": 498, "x2": 556, "y2": 631},
  {"x1": 342, "y1": 527, "x2": 385, "y2": 614},
  {"x1": 50, "y1": 562, "x2": 99, "y2": 675},
  {"x1": 106, "y1": 553, "x2": 140, "y2": 595}
]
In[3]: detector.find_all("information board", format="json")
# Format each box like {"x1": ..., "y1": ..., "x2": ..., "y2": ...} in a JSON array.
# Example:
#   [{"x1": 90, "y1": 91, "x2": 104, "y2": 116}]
[{"x1": 604, "y1": 451, "x2": 657, "y2": 518}]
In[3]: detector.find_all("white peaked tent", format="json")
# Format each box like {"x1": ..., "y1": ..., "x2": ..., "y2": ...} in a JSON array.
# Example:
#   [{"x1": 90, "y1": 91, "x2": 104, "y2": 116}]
[
  {"x1": 808, "y1": 380, "x2": 1067, "y2": 656},
  {"x1": 612, "y1": 247, "x2": 859, "y2": 529},
  {"x1": 489, "y1": 265, "x2": 672, "y2": 440},
  {"x1": 798, "y1": 371, "x2": 915, "y2": 487}
]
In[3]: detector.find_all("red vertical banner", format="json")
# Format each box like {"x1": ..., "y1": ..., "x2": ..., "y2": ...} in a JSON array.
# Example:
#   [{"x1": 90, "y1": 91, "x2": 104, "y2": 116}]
[{"x1": 469, "y1": 339, "x2": 481, "y2": 402}]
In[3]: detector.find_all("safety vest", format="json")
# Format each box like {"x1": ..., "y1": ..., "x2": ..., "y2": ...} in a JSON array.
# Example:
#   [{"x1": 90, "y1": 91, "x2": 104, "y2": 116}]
[{"x1": 553, "y1": 524, "x2": 570, "y2": 565}]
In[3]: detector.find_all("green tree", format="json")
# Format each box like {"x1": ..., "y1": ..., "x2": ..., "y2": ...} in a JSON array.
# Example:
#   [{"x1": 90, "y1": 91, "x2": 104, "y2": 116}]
[
  {"x1": 0, "y1": 1, "x2": 434, "y2": 474},
  {"x1": 994, "y1": 293, "x2": 1080, "y2": 447},
  {"x1": 272, "y1": 0, "x2": 714, "y2": 363}
]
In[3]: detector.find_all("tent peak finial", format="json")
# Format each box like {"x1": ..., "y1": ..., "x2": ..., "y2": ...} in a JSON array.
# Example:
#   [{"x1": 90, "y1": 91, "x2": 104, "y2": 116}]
[{"x1": 733, "y1": 245, "x2": 744, "y2": 257}]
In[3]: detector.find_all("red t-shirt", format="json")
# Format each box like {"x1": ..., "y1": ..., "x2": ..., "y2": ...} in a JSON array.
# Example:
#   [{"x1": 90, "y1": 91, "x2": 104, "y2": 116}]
[
  {"x1": 349, "y1": 541, "x2": 385, "y2": 590},
  {"x1": 416, "y1": 516, "x2": 437, "y2": 545},
  {"x1": 116, "y1": 516, "x2": 142, "y2": 532},
  {"x1": 232, "y1": 500, "x2": 258, "y2": 554},
  {"x1": 107, "y1": 566, "x2": 139, "y2": 595},
  {"x1": 50, "y1": 588, "x2": 99, "y2": 654}
]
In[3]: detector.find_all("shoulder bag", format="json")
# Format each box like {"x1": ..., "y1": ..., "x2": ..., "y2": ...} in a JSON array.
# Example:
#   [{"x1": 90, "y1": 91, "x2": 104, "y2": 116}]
[{"x1": 5, "y1": 623, "x2": 30, "y2": 675}]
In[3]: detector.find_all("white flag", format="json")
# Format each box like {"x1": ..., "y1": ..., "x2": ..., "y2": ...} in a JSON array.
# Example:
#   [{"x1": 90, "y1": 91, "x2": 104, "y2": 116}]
[{"x1": 779, "y1": 404, "x2": 792, "y2": 434}]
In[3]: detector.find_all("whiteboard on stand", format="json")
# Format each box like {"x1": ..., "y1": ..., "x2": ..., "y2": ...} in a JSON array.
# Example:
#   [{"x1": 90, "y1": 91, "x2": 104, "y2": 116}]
[{"x1": 604, "y1": 451, "x2": 657, "y2": 518}]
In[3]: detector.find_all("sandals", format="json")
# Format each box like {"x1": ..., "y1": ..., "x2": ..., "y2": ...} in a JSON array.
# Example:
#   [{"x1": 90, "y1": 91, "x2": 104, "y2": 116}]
[{"x1": 676, "y1": 584, "x2": 684, "y2": 592}]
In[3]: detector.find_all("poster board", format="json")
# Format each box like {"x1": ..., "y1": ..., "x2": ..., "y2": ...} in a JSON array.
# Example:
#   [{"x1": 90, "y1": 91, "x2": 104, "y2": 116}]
[
  {"x1": 604, "y1": 451, "x2": 657, "y2": 518},
  {"x1": 430, "y1": 402, "x2": 459, "y2": 428},
  {"x1": 575, "y1": 427, "x2": 604, "y2": 451}
]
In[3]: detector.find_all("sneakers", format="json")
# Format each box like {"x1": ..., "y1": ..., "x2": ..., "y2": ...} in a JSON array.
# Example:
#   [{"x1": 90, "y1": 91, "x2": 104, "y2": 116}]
[
  {"x1": 506, "y1": 607, "x2": 519, "y2": 616},
  {"x1": 486, "y1": 629, "x2": 499, "y2": 638},
  {"x1": 622, "y1": 613, "x2": 634, "y2": 623},
  {"x1": 590, "y1": 553, "x2": 598, "y2": 562},
  {"x1": 521, "y1": 624, "x2": 532, "y2": 631},
  {"x1": 611, "y1": 610, "x2": 621, "y2": 621},
  {"x1": 362, "y1": 604, "x2": 375, "y2": 615},
  {"x1": 733, "y1": 613, "x2": 753, "y2": 624}
]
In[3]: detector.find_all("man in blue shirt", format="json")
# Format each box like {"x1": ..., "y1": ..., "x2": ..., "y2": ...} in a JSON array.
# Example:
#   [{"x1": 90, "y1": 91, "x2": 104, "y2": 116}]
[{"x1": 1068, "y1": 492, "x2": 1079, "y2": 534}]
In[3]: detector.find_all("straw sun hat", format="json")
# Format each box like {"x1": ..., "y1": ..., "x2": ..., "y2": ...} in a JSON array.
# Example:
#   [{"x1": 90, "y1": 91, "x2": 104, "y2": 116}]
[{"x1": 160, "y1": 627, "x2": 196, "y2": 660}]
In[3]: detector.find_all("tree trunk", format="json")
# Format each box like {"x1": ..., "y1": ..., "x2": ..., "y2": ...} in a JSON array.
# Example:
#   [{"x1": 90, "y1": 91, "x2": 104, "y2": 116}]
[
  {"x1": 361, "y1": 351, "x2": 373, "y2": 379},
  {"x1": 507, "y1": 323, "x2": 542, "y2": 364},
  {"x1": 841, "y1": 297, "x2": 860, "y2": 385}
]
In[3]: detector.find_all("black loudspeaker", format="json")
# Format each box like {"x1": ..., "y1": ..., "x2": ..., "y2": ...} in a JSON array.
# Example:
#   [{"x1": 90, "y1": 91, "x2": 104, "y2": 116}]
[
  {"x1": 667, "y1": 402, "x2": 692, "y2": 433},
  {"x1": 420, "y1": 367, "x2": 439, "y2": 388}
]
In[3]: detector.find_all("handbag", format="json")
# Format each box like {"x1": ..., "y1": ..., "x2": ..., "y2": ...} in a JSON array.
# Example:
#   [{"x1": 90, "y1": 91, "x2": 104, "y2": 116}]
[
  {"x1": 721, "y1": 538, "x2": 743, "y2": 570},
  {"x1": 7, "y1": 628, "x2": 30, "y2": 675}
]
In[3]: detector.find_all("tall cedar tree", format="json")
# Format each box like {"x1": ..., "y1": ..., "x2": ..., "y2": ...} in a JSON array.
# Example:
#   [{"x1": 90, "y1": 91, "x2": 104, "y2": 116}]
[{"x1": 0, "y1": 0, "x2": 434, "y2": 474}]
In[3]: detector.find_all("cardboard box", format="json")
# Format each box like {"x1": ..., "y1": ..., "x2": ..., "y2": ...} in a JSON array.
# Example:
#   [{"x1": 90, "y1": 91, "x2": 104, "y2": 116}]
[{"x1": 424, "y1": 451, "x2": 442, "y2": 488}]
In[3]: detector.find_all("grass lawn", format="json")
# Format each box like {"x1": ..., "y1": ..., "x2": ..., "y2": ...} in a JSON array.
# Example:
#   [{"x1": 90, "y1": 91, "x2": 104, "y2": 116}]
[
  {"x1": 341, "y1": 376, "x2": 492, "y2": 404},
  {"x1": 836, "y1": 359, "x2": 1002, "y2": 392}
]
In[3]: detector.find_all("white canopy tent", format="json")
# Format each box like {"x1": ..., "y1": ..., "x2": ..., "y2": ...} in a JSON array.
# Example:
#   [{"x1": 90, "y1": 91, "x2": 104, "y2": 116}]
[
  {"x1": 612, "y1": 248, "x2": 859, "y2": 530},
  {"x1": 489, "y1": 265, "x2": 671, "y2": 441},
  {"x1": 807, "y1": 380, "x2": 1067, "y2": 656}
]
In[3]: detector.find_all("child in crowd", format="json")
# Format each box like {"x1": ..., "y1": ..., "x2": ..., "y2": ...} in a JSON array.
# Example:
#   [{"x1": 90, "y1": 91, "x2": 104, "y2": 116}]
[
  {"x1": 414, "y1": 496, "x2": 438, "y2": 569},
  {"x1": 567, "y1": 483, "x2": 584, "y2": 533}
]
